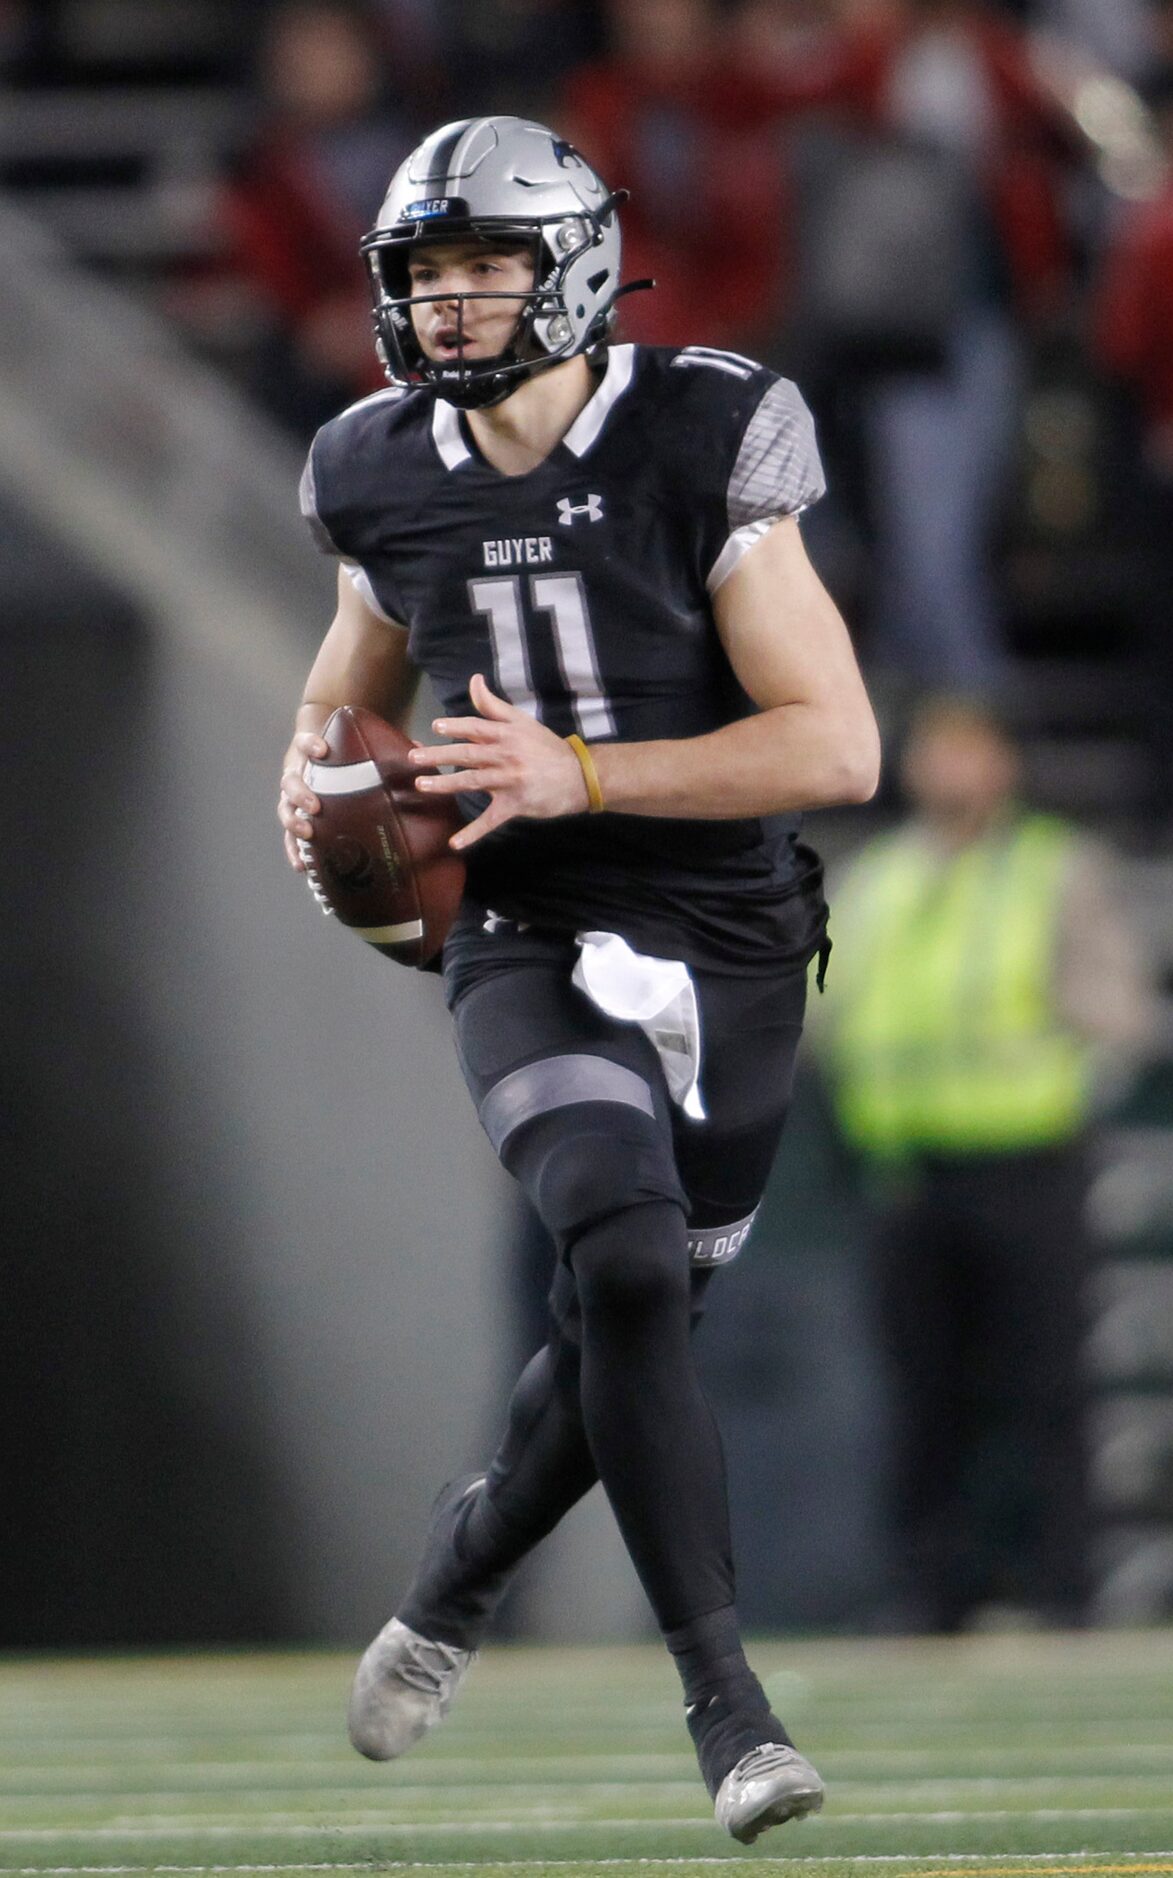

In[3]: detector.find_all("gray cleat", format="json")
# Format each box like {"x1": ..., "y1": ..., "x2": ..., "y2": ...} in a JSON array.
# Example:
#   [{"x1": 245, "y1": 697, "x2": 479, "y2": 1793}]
[
  {"x1": 714, "y1": 1741, "x2": 825, "y2": 1843},
  {"x1": 348, "y1": 1616, "x2": 476, "y2": 1760}
]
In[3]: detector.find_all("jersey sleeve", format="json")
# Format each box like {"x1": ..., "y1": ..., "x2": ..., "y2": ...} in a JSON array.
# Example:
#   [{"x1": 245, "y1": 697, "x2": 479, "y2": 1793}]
[
  {"x1": 298, "y1": 406, "x2": 409, "y2": 627},
  {"x1": 298, "y1": 438, "x2": 340, "y2": 556},
  {"x1": 705, "y1": 370, "x2": 826, "y2": 593},
  {"x1": 727, "y1": 376, "x2": 825, "y2": 529}
]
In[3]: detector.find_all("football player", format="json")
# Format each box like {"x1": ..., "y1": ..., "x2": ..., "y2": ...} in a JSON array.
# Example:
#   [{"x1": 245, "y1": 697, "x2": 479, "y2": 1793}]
[{"x1": 278, "y1": 116, "x2": 879, "y2": 1844}]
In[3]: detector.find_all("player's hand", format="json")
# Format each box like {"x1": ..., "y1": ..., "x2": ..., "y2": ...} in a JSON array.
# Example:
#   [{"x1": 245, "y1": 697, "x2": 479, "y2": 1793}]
[
  {"x1": 278, "y1": 729, "x2": 329, "y2": 871},
  {"x1": 409, "y1": 673, "x2": 590, "y2": 850}
]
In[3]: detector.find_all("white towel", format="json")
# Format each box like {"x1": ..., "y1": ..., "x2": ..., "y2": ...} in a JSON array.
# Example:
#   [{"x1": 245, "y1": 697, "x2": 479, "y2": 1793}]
[{"x1": 572, "y1": 930, "x2": 705, "y2": 1120}]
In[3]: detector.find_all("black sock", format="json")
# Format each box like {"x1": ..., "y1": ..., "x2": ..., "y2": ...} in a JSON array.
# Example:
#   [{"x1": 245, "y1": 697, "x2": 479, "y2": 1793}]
[
  {"x1": 665, "y1": 1605, "x2": 792, "y2": 1799},
  {"x1": 397, "y1": 1476, "x2": 514, "y2": 1650},
  {"x1": 664, "y1": 1605, "x2": 750, "y2": 1704},
  {"x1": 398, "y1": 1337, "x2": 598, "y2": 1651}
]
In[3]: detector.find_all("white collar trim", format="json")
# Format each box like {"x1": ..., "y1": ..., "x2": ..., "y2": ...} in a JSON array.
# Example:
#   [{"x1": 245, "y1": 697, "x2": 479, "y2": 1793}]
[
  {"x1": 563, "y1": 345, "x2": 636, "y2": 458},
  {"x1": 432, "y1": 398, "x2": 471, "y2": 470},
  {"x1": 431, "y1": 344, "x2": 635, "y2": 471}
]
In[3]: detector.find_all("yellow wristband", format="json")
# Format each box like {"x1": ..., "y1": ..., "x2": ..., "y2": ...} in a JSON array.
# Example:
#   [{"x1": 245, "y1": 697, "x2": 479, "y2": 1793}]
[{"x1": 566, "y1": 734, "x2": 605, "y2": 814}]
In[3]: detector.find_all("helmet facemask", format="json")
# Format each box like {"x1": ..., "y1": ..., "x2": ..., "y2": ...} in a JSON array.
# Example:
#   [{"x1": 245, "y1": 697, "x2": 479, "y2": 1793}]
[{"x1": 362, "y1": 204, "x2": 623, "y2": 410}]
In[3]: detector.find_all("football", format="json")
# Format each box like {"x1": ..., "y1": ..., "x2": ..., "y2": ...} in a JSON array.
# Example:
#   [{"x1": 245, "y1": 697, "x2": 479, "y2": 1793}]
[{"x1": 297, "y1": 706, "x2": 465, "y2": 967}]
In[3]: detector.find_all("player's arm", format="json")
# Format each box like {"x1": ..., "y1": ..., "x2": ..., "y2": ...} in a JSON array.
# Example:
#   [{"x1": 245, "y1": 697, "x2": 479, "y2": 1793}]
[
  {"x1": 409, "y1": 517, "x2": 878, "y2": 848},
  {"x1": 595, "y1": 513, "x2": 879, "y2": 816},
  {"x1": 278, "y1": 564, "x2": 420, "y2": 871}
]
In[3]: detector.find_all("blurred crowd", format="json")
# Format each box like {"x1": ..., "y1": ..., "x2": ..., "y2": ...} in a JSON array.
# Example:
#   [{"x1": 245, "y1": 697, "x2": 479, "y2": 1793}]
[
  {"x1": 0, "y1": 0, "x2": 1169, "y2": 713},
  {"x1": 6, "y1": 0, "x2": 1171, "y2": 709},
  {"x1": 137, "y1": 0, "x2": 1173, "y2": 717}
]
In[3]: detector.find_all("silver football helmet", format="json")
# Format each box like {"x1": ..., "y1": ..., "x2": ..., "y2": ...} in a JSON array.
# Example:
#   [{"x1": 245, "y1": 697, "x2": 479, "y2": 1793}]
[{"x1": 361, "y1": 116, "x2": 638, "y2": 409}]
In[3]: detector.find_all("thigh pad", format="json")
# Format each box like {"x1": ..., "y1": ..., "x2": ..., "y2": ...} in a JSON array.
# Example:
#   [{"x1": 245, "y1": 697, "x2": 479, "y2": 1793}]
[{"x1": 449, "y1": 946, "x2": 686, "y2": 1244}]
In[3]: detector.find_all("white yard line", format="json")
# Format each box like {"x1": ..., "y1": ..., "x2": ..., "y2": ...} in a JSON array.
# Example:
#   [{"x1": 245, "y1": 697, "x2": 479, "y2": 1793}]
[
  {"x1": 8, "y1": 1775, "x2": 1173, "y2": 1807},
  {"x1": 4, "y1": 1744, "x2": 1172, "y2": 1768},
  {"x1": 5, "y1": 1806, "x2": 1173, "y2": 1838}
]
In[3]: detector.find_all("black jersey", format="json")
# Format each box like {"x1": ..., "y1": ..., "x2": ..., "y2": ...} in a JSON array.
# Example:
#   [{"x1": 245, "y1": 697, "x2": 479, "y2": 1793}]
[{"x1": 300, "y1": 342, "x2": 829, "y2": 974}]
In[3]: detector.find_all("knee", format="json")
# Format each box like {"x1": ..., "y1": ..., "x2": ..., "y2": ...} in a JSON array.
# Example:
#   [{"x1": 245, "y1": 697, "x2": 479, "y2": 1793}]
[
  {"x1": 510, "y1": 1112, "x2": 684, "y2": 1249},
  {"x1": 571, "y1": 1203, "x2": 691, "y2": 1323}
]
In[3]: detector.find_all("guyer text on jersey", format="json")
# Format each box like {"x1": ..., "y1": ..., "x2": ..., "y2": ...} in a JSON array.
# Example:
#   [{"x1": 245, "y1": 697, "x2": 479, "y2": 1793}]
[{"x1": 482, "y1": 536, "x2": 555, "y2": 568}]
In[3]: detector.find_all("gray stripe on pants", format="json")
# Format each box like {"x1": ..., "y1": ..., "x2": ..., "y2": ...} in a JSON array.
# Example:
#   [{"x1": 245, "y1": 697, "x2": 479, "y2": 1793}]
[{"x1": 479, "y1": 1052, "x2": 655, "y2": 1153}]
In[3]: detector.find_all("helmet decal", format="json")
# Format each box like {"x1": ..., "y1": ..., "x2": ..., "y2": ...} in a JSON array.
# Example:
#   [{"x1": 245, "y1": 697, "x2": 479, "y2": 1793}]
[{"x1": 402, "y1": 197, "x2": 464, "y2": 220}]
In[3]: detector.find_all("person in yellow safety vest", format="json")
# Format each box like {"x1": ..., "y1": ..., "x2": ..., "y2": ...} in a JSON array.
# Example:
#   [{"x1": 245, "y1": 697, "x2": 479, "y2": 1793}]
[{"x1": 815, "y1": 695, "x2": 1154, "y2": 1632}]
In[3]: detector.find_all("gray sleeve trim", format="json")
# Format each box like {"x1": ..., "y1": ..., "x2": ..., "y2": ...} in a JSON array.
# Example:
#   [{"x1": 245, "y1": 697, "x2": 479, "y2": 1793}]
[
  {"x1": 298, "y1": 446, "x2": 340, "y2": 556},
  {"x1": 726, "y1": 377, "x2": 826, "y2": 534},
  {"x1": 478, "y1": 1052, "x2": 655, "y2": 1154},
  {"x1": 342, "y1": 561, "x2": 405, "y2": 628},
  {"x1": 706, "y1": 516, "x2": 776, "y2": 594}
]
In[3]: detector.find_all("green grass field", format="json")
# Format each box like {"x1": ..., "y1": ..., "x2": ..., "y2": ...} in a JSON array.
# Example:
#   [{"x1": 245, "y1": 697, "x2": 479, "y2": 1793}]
[{"x1": 2, "y1": 1630, "x2": 1172, "y2": 1878}]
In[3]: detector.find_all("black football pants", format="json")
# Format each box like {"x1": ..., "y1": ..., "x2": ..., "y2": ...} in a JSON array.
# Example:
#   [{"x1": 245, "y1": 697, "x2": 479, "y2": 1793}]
[{"x1": 442, "y1": 913, "x2": 807, "y2": 1632}]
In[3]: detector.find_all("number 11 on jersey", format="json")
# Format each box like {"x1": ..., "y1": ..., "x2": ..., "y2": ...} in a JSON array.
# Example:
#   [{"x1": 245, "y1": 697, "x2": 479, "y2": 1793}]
[{"x1": 468, "y1": 573, "x2": 616, "y2": 740}]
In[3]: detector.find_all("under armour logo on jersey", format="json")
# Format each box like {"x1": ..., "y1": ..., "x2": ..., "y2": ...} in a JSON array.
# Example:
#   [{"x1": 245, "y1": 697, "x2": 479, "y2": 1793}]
[{"x1": 557, "y1": 494, "x2": 604, "y2": 525}]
